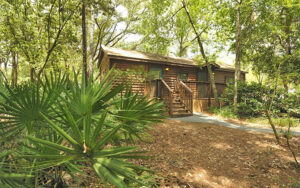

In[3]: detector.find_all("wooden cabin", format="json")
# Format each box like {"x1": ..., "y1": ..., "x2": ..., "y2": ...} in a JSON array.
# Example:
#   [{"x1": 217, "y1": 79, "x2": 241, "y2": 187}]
[{"x1": 99, "y1": 46, "x2": 246, "y2": 117}]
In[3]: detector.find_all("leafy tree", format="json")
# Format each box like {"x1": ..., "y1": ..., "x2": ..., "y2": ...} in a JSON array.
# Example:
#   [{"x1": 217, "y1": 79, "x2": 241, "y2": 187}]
[
  {"x1": 181, "y1": 0, "x2": 221, "y2": 108},
  {"x1": 244, "y1": 0, "x2": 300, "y2": 143},
  {"x1": 0, "y1": 0, "x2": 79, "y2": 82}
]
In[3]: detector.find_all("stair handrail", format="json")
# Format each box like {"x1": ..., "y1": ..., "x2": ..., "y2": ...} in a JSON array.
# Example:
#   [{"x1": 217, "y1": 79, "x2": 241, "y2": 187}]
[
  {"x1": 179, "y1": 80, "x2": 193, "y2": 94},
  {"x1": 176, "y1": 79, "x2": 193, "y2": 114},
  {"x1": 159, "y1": 79, "x2": 174, "y2": 116},
  {"x1": 161, "y1": 79, "x2": 173, "y2": 92}
]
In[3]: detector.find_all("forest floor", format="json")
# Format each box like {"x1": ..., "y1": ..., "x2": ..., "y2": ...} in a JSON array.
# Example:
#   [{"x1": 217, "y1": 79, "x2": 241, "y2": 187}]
[{"x1": 133, "y1": 120, "x2": 300, "y2": 188}]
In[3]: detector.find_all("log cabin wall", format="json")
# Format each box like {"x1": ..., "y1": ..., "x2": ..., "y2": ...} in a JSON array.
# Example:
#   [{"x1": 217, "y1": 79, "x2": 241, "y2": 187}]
[
  {"x1": 110, "y1": 59, "x2": 148, "y2": 95},
  {"x1": 99, "y1": 52, "x2": 110, "y2": 80}
]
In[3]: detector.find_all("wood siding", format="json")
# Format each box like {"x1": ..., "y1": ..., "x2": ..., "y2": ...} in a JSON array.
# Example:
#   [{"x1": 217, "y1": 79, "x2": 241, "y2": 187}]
[
  {"x1": 99, "y1": 52, "x2": 110, "y2": 80},
  {"x1": 111, "y1": 60, "x2": 148, "y2": 95}
]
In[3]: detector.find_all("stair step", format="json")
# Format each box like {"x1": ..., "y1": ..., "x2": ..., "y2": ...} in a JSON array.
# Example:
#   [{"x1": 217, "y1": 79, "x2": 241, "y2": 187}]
[
  {"x1": 173, "y1": 108, "x2": 188, "y2": 112},
  {"x1": 172, "y1": 102, "x2": 182, "y2": 105},
  {"x1": 171, "y1": 107, "x2": 186, "y2": 110},
  {"x1": 172, "y1": 104, "x2": 185, "y2": 108},
  {"x1": 171, "y1": 112, "x2": 193, "y2": 117}
]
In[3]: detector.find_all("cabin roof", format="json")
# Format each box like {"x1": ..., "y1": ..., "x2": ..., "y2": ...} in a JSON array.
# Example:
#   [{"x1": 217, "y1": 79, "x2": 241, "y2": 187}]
[
  {"x1": 102, "y1": 46, "x2": 247, "y2": 72},
  {"x1": 102, "y1": 46, "x2": 196, "y2": 67}
]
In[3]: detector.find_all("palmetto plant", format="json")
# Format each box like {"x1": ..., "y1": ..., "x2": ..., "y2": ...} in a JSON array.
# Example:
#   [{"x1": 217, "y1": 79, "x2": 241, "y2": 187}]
[
  {"x1": 24, "y1": 109, "x2": 150, "y2": 187},
  {"x1": 0, "y1": 150, "x2": 33, "y2": 188},
  {"x1": 0, "y1": 73, "x2": 68, "y2": 142},
  {"x1": 112, "y1": 89, "x2": 165, "y2": 143},
  {"x1": 0, "y1": 70, "x2": 164, "y2": 187}
]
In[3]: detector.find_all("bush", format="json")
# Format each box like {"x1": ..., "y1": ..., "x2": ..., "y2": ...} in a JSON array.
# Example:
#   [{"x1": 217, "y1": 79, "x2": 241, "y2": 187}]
[
  {"x1": 221, "y1": 82, "x2": 266, "y2": 117},
  {"x1": 221, "y1": 81, "x2": 288, "y2": 118}
]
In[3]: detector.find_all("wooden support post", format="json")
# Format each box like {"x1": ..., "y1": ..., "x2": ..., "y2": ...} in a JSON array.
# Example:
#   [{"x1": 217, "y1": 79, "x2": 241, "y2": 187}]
[
  {"x1": 156, "y1": 79, "x2": 159, "y2": 98},
  {"x1": 169, "y1": 92, "x2": 173, "y2": 116},
  {"x1": 191, "y1": 93, "x2": 194, "y2": 114}
]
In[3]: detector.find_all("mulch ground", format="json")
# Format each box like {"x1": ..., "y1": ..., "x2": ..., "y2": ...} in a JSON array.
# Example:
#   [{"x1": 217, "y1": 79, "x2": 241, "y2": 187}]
[{"x1": 134, "y1": 120, "x2": 300, "y2": 188}]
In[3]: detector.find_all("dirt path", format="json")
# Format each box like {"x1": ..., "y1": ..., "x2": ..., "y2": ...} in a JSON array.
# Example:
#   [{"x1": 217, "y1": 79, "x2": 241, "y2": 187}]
[
  {"x1": 172, "y1": 113, "x2": 300, "y2": 136},
  {"x1": 136, "y1": 120, "x2": 300, "y2": 188}
]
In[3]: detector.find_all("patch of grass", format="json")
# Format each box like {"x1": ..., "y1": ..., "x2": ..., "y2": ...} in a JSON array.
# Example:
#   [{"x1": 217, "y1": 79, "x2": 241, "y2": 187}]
[
  {"x1": 209, "y1": 106, "x2": 300, "y2": 128},
  {"x1": 209, "y1": 106, "x2": 238, "y2": 119},
  {"x1": 247, "y1": 117, "x2": 300, "y2": 128}
]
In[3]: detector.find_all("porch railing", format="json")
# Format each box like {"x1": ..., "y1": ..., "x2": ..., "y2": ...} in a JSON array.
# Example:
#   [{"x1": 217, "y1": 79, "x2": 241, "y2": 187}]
[
  {"x1": 160, "y1": 79, "x2": 174, "y2": 116},
  {"x1": 176, "y1": 79, "x2": 193, "y2": 114}
]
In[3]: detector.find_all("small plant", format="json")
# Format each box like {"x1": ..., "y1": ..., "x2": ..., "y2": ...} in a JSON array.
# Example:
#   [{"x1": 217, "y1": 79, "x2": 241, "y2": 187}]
[{"x1": 209, "y1": 106, "x2": 237, "y2": 119}]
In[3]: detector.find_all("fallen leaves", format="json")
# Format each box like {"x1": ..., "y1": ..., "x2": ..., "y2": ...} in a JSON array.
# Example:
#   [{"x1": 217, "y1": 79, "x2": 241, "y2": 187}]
[{"x1": 135, "y1": 120, "x2": 300, "y2": 187}]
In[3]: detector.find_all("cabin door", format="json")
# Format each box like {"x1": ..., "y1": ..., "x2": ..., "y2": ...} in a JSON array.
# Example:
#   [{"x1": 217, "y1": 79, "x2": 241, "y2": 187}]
[{"x1": 149, "y1": 67, "x2": 163, "y2": 98}]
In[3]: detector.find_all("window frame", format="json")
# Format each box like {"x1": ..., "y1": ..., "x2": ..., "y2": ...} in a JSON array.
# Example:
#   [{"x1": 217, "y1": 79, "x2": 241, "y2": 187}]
[{"x1": 178, "y1": 72, "x2": 189, "y2": 81}]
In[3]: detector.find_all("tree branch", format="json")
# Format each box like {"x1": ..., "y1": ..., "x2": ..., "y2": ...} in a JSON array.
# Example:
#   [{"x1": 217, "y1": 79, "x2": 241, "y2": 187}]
[{"x1": 37, "y1": 4, "x2": 78, "y2": 78}]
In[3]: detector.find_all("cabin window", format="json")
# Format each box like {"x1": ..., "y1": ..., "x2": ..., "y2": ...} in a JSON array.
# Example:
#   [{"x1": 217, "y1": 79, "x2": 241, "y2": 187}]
[
  {"x1": 197, "y1": 72, "x2": 208, "y2": 82},
  {"x1": 149, "y1": 67, "x2": 163, "y2": 79},
  {"x1": 127, "y1": 65, "x2": 144, "y2": 72},
  {"x1": 179, "y1": 73, "x2": 188, "y2": 81},
  {"x1": 225, "y1": 76, "x2": 234, "y2": 84}
]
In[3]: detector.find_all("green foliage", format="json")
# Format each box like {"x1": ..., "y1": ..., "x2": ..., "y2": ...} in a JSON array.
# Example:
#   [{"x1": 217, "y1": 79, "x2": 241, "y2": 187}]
[
  {"x1": 0, "y1": 76, "x2": 8, "y2": 104},
  {"x1": 0, "y1": 150, "x2": 34, "y2": 188},
  {"x1": 0, "y1": 70, "x2": 164, "y2": 187},
  {"x1": 220, "y1": 81, "x2": 291, "y2": 117},
  {"x1": 221, "y1": 82, "x2": 265, "y2": 117},
  {"x1": 209, "y1": 106, "x2": 237, "y2": 119},
  {"x1": 113, "y1": 89, "x2": 165, "y2": 143},
  {"x1": 0, "y1": 73, "x2": 67, "y2": 141}
]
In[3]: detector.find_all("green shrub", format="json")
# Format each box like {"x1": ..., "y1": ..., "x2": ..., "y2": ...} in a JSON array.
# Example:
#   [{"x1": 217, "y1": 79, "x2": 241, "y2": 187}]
[
  {"x1": 0, "y1": 70, "x2": 164, "y2": 187},
  {"x1": 221, "y1": 81, "x2": 286, "y2": 118}
]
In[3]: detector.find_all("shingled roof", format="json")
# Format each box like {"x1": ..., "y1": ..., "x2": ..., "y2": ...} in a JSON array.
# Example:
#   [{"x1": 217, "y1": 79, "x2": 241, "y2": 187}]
[
  {"x1": 102, "y1": 46, "x2": 247, "y2": 72},
  {"x1": 102, "y1": 46, "x2": 197, "y2": 67}
]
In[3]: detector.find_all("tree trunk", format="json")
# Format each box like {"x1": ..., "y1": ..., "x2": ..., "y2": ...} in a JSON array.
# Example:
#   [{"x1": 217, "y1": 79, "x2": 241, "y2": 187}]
[
  {"x1": 0, "y1": 65, "x2": 8, "y2": 83},
  {"x1": 89, "y1": 7, "x2": 95, "y2": 78},
  {"x1": 182, "y1": 0, "x2": 220, "y2": 108},
  {"x1": 265, "y1": 64, "x2": 282, "y2": 144},
  {"x1": 266, "y1": 110, "x2": 280, "y2": 144},
  {"x1": 207, "y1": 65, "x2": 219, "y2": 107},
  {"x1": 283, "y1": 82, "x2": 289, "y2": 92},
  {"x1": 30, "y1": 67, "x2": 35, "y2": 82},
  {"x1": 234, "y1": 3, "x2": 241, "y2": 113},
  {"x1": 179, "y1": 35, "x2": 184, "y2": 57},
  {"x1": 82, "y1": 1, "x2": 88, "y2": 84},
  {"x1": 11, "y1": 51, "x2": 18, "y2": 86}
]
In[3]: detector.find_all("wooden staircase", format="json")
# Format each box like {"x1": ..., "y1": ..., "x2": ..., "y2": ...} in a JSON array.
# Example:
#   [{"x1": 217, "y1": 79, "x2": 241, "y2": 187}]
[
  {"x1": 158, "y1": 79, "x2": 193, "y2": 117},
  {"x1": 170, "y1": 91, "x2": 193, "y2": 117}
]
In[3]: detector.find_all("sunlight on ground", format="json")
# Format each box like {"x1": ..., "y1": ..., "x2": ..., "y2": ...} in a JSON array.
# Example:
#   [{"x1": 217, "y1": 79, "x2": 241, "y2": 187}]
[
  {"x1": 211, "y1": 142, "x2": 233, "y2": 150},
  {"x1": 183, "y1": 168, "x2": 248, "y2": 188},
  {"x1": 247, "y1": 140, "x2": 281, "y2": 149}
]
